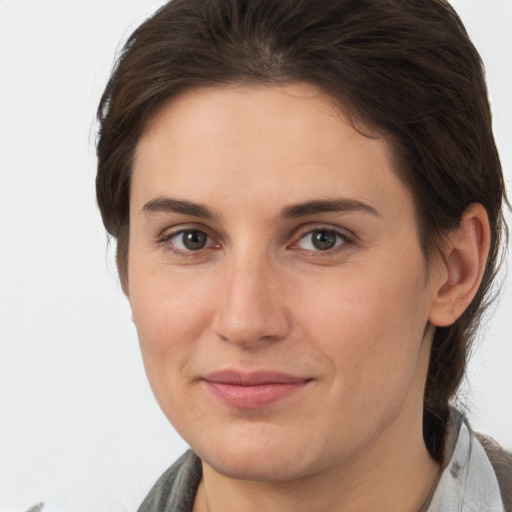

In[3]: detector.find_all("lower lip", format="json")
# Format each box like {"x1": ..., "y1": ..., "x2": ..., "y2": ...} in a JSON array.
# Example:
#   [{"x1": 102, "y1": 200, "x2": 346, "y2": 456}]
[{"x1": 203, "y1": 381, "x2": 310, "y2": 409}]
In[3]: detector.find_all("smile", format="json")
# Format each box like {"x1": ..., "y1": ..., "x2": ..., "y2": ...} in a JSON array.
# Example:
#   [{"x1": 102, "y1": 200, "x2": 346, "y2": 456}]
[{"x1": 201, "y1": 370, "x2": 312, "y2": 409}]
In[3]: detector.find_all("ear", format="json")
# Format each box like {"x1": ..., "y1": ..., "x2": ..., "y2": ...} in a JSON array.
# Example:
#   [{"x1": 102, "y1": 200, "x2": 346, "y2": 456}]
[{"x1": 428, "y1": 203, "x2": 491, "y2": 327}]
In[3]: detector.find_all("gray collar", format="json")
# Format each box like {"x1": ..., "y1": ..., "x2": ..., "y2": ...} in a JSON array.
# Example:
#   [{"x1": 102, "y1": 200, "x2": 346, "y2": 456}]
[{"x1": 424, "y1": 414, "x2": 504, "y2": 511}]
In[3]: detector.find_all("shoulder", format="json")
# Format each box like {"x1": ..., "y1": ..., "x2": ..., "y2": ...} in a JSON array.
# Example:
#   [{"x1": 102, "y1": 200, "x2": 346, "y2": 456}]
[
  {"x1": 476, "y1": 432, "x2": 512, "y2": 512},
  {"x1": 137, "y1": 450, "x2": 202, "y2": 512}
]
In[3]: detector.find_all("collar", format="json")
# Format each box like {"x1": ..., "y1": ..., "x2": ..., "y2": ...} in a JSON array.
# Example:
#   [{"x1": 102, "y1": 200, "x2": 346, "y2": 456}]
[{"x1": 424, "y1": 410, "x2": 504, "y2": 511}]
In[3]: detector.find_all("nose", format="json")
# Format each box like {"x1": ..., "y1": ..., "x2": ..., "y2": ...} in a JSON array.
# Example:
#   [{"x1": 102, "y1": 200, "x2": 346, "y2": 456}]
[{"x1": 211, "y1": 252, "x2": 291, "y2": 347}]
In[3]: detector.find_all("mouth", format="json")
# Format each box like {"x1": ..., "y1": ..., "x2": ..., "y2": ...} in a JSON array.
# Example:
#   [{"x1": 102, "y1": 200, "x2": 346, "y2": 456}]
[{"x1": 201, "y1": 370, "x2": 312, "y2": 409}]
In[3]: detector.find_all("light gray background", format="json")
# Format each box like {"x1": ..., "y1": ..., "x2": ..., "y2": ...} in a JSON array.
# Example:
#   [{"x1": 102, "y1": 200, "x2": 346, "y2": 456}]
[{"x1": 0, "y1": 1, "x2": 510, "y2": 511}]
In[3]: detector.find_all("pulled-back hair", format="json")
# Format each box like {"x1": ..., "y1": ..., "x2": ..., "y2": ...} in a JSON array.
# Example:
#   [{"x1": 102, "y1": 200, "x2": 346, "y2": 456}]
[{"x1": 96, "y1": 0, "x2": 506, "y2": 458}]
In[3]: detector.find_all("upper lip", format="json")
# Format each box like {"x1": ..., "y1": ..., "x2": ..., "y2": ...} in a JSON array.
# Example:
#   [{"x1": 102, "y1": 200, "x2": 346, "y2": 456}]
[{"x1": 202, "y1": 370, "x2": 311, "y2": 385}]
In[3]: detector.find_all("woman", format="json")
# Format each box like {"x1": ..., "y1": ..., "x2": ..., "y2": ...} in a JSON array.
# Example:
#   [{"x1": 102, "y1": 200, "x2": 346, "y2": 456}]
[{"x1": 96, "y1": 0, "x2": 511, "y2": 510}]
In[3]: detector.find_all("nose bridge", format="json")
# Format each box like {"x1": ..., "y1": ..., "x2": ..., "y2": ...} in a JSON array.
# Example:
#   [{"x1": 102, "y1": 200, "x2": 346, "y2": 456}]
[{"x1": 213, "y1": 247, "x2": 290, "y2": 346}]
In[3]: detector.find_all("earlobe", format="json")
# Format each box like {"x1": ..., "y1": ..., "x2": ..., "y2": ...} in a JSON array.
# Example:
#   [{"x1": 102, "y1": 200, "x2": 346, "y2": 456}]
[{"x1": 428, "y1": 203, "x2": 490, "y2": 327}]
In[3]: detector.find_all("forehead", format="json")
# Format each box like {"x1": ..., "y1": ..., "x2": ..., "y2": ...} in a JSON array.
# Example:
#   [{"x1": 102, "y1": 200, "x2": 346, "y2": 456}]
[{"x1": 131, "y1": 82, "x2": 412, "y2": 221}]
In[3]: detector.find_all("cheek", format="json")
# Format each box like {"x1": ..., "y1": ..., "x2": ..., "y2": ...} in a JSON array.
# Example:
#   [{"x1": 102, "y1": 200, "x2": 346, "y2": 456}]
[
  {"x1": 129, "y1": 267, "x2": 216, "y2": 375},
  {"x1": 299, "y1": 260, "x2": 430, "y2": 404},
  {"x1": 129, "y1": 273, "x2": 216, "y2": 425}
]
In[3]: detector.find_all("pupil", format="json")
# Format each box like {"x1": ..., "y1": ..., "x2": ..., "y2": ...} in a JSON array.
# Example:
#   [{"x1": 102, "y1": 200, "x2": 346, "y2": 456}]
[
  {"x1": 183, "y1": 231, "x2": 207, "y2": 250},
  {"x1": 312, "y1": 230, "x2": 336, "y2": 250}
]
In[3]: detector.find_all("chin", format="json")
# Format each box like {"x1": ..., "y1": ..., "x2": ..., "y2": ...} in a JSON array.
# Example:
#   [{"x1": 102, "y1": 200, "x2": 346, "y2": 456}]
[
  {"x1": 186, "y1": 421, "x2": 329, "y2": 482},
  {"x1": 204, "y1": 448, "x2": 313, "y2": 482}
]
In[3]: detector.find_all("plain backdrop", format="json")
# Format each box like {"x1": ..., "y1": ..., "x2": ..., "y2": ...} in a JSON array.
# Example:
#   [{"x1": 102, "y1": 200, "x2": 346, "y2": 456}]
[{"x1": 0, "y1": 1, "x2": 510, "y2": 511}]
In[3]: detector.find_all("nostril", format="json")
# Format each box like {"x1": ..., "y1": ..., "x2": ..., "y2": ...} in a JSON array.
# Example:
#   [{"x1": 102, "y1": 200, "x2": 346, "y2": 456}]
[{"x1": 212, "y1": 302, "x2": 291, "y2": 347}]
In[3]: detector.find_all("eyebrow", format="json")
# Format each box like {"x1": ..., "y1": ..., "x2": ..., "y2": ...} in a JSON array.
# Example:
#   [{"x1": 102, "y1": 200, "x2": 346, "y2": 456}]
[
  {"x1": 280, "y1": 199, "x2": 380, "y2": 219},
  {"x1": 141, "y1": 196, "x2": 380, "y2": 220},
  {"x1": 141, "y1": 197, "x2": 215, "y2": 219}
]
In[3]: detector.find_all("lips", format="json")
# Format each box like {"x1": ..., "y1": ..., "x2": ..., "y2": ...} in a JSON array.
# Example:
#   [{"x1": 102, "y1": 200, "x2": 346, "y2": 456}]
[{"x1": 201, "y1": 370, "x2": 311, "y2": 409}]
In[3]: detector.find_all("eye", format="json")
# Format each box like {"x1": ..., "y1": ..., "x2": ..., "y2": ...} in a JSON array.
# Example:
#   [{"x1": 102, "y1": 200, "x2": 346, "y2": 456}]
[
  {"x1": 166, "y1": 229, "x2": 213, "y2": 252},
  {"x1": 294, "y1": 228, "x2": 349, "y2": 252}
]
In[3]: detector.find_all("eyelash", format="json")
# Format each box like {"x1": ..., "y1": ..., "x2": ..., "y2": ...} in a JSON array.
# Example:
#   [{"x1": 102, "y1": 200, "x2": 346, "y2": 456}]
[
  {"x1": 157, "y1": 225, "x2": 355, "y2": 258},
  {"x1": 158, "y1": 228, "x2": 219, "y2": 257},
  {"x1": 290, "y1": 227, "x2": 354, "y2": 255}
]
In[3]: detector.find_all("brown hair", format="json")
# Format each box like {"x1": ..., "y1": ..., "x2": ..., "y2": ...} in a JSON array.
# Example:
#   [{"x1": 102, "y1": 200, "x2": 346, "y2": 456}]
[{"x1": 96, "y1": 0, "x2": 506, "y2": 458}]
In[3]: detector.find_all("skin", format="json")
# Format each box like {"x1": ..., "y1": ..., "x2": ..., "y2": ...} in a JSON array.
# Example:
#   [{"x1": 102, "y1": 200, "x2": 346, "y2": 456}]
[{"x1": 127, "y1": 83, "x2": 489, "y2": 511}]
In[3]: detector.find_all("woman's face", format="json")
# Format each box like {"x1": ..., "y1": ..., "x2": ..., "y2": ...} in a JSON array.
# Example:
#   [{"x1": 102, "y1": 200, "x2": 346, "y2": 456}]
[{"x1": 128, "y1": 83, "x2": 443, "y2": 481}]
